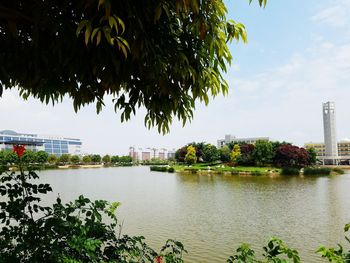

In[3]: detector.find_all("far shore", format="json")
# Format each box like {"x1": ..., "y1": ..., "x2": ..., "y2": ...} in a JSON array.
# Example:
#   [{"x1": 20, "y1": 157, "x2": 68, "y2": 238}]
[{"x1": 58, "y1": 164, "x2": 104, "y2": 169}]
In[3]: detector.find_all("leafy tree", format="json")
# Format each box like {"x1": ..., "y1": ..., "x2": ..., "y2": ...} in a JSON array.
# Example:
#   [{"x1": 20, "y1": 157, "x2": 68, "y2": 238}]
[
  {"x1": 36, "y1": 151, "x2": 49, "y2": 164},
  {"x1": 184, "y1": 145, "x2": 197, "y2": 165},
  {"x1": 102, "y1": 155, "x2": 111, "y2": 164},
  {"x1": 252, "y1": 140, "x2": 273, "y2": 166},
  {"x1": 0, "y1": 151, "x2": 16, "y2": 165},
  {"x1": 21, "y1": 150, "x2": 36, "y2": 163},
  {"x1": 219, "y1": 145, "x2": 231, "y2": 163},
  {"x1": 59, "y1": 154, "x2": 70, "y2": 164},
  {"x1": 175, "y1": 146, "x2": 187, "y2": 163},
  {"x1": 82, "y1": 155, "x2": 92, "y2": 164},
  {"x1": 191, "y1": 142, "x2": 205, "y2": 160},
  {"x1": 119, "y1": 156, "x2": 132, "y2": 163},
  {"x1": 202, "y1": 144, "x2": 219, "y2": 163},
  {"x1": 230, "y1": 144, "x2": 241, "y2": 164},
  {"x1": 47, "y1": 154, "x2": 58, "y2": 164},
  {"x1": 239, "y1": 144, "x2": 255, "y2": 166},
  {"x1": 274, "y1": 145, "x2": 310, "y2": 168},
  {"x1": 0, "y1": 0, "x2": 266, "y2": 133},
  {"x1": 91, "y1": 155, "x2": 102, "y2": 163},
  {"x1": 111, "y1": 155, "x2": 119, "y2": 164},
  {"x1": 70, "y1": 155, "x2": 80, "y2": 164},
  {"x1": 307, "y1": 147, "x2": 317, "y2": 166}
]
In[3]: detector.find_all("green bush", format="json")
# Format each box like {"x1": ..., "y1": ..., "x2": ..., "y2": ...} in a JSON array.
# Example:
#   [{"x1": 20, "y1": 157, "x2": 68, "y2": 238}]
[
  {"x1": 281, "y1": 167, "x2": 300, "y2": 176},
  {"x1": 150, "y1": 166, "x2": 168, "y2": 172},
  {"x1": 304, "y1": 167, "x2": 331, "y2": 176},
  {"x1": 333, "y1": 167, "x2": 345, "y2": 175},
  {"x1": 0, "y1": 161, "x2": 186, "y2": 262},
  {"x1": 168, "y1": 167, "x2": 175, "y2": 173}
]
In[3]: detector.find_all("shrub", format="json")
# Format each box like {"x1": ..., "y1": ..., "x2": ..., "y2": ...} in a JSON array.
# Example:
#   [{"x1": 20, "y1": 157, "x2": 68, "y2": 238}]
[
  {"x1": 168, "y1": 167, "x2": 175, "y2": 173},
  {"x1": 150, "y1": 166, "x2": 168, "y2": 172},
  {"x1": 333, "y1": 168, "x2": 345, "y2": 175},
  {"x1": 281, "y1": 167, "x2": 300, "y2": 176},
  {"x1": 304, "y1": 167, "x2": 331, "y2": 176}
]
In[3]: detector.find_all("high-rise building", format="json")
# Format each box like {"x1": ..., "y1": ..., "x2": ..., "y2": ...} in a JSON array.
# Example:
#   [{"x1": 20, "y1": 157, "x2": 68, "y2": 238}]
[
  {"x1": 322, "y1": 102, "x2": 338, "y2": 164},
  {"x1": 0, "y1": 130, "x2": 82, "y2": 156},
  {"x1": 129, "y1": 146, "x2": 176, "y2": 161}
]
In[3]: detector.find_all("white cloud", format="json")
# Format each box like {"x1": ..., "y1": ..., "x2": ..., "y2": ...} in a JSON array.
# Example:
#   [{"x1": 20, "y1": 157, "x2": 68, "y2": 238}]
[
  {"x1": 311, "y1": 0, "x2": 350, "y2": 27},
  {"x1": 220, "y1": 41, "x2": 350, "y2": 145}
]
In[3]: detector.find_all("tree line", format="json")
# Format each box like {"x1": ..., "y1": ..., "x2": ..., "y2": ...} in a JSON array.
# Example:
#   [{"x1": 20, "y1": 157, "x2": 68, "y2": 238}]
[
  {"x1": 175, "y1": 141, "x2": 317, "y2": 168},
  {"x1": 0, "y1": 150, "x2": 132, "y2": 166}
]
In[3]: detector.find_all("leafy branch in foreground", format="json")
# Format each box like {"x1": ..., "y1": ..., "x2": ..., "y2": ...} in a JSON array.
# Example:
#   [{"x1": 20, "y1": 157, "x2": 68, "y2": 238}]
[
  {"x1": 0, "y1": 0, "x2": 266, "y2": 133},
  {"x1": 0, "y1": 146, "x2": 186, "y2": 262}
]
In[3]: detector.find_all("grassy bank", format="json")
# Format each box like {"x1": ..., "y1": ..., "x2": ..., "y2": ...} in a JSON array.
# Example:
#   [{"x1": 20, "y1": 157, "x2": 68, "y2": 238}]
[{"x1": 171, "y1": 163, "x2": 281, "y2": 176}]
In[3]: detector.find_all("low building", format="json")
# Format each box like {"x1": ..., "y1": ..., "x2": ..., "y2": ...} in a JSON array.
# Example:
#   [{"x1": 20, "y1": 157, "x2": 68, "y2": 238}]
[
  {"x1": 0, "y1": 130, "x2": 82, "y2": 156},
  {"x1": 305, "y1": 140, "x2": 350, "y2": 164},
  {"x1": 217, "y1": 134, "x2": 269, "y2": 148}
]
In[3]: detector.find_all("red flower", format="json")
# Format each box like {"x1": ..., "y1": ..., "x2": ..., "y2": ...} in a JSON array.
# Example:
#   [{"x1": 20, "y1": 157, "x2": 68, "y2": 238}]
[
  {"x1": 13, "y1": 145, "x2": 26, "y2": 157},
  {"x1": 154, "y1": 256, "x2": 163, "y2": 263}
]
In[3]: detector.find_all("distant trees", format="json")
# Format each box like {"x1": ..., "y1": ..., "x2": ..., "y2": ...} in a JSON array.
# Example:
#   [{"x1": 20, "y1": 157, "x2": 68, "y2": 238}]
[
  {"x1": 36, "y1": 151, "x2": 49, "y2": 164},
  {"x1": 91, "y1": 155, "x2": 102, "y2": 163},
  {"x1": 111, "y1": 156, "x2": 119, "y2": 164},
  {"x1": 174, "y1": 140, "x2": 314, "y2": 168},
  {"x1": 59, "y1": 154, "x2": 70, "y2": 164},
  {"x1": 252, "y1": 140, "x2": 274, "y2": 166},
  {"x1": 48, "y1": 155, "x2": 58, "y2": 164},
  {"x1": 82, "y1": 155, "x2": 92, "y2": 164},
  {"x1": 102, "y1": 155, "x2": 111, "y2": 164},
  {"x1": 202, "y1": 144, "x2": 219, "y2": 163},
  {"x1": 119, "y1": 156, "x2": 132, "y2": 163},
  {"x1": 219, "y1": 145, "x2": 231, "y2": 163},
  {"x1": 70, "y1": 155, "x2": 80, "y2": 164},
  {"x1": 240, "y1": 144, "x2": 255, "y2": 166}
]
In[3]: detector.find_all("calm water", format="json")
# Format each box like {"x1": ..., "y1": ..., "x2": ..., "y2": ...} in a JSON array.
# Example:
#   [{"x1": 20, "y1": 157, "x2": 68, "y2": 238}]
[{"x1": 38, "y1": 166, "x2": 350, "y2": 262}]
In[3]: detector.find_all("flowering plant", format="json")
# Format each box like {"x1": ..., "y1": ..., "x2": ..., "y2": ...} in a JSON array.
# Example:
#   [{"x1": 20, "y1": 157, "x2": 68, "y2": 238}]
[{"x1": 12, "y1": 144, "x2": 26, "y2": 157}]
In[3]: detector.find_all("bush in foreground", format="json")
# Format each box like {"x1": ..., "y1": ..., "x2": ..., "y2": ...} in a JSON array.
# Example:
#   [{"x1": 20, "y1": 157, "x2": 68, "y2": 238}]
[{"x1": 0, "y1": 169, "x2": 186, "y2": 262}]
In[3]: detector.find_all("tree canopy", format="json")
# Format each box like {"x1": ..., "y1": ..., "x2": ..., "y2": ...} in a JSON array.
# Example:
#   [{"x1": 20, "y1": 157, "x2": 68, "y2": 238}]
[{"x1": 0, "y1": 0, "x2": 266, "y2": 133}]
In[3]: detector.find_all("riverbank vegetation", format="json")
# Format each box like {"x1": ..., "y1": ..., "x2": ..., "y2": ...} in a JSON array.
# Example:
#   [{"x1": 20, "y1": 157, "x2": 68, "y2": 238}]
[
  {"x1": 0, "y1": 149, "x2": 134, "y2": 170},
  {"x1": 168, "y1": 140, "x2": 345, "y2": 176}
]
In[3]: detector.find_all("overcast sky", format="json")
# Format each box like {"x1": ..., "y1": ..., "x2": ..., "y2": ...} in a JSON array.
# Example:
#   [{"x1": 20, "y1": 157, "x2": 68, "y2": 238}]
[{"x1": 1, "y1": 0, "x2": 350, "y2": 155}]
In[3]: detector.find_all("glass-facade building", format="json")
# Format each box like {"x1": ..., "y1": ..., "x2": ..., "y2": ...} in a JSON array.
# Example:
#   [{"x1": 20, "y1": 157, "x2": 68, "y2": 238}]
[{"x1": 0, "y1": 130, "x2": 82, "y2": 156}]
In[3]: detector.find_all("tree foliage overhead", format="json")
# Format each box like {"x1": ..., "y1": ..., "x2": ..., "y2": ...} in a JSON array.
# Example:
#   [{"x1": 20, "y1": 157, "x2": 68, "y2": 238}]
[{"x1": 0, "y1": 0, "x2": 266, "y2": 133}]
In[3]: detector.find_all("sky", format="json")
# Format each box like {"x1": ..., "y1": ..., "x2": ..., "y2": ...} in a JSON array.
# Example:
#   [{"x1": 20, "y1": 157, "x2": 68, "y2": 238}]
[{"x1": 1, "y1": 0, "x2": 350, "y2": 155}]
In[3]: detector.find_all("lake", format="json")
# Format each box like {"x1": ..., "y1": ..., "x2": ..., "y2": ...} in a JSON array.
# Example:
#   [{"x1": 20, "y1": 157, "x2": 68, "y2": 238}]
[{"x1": 38, "y1": 166, "x2": 350, "y2": 262}]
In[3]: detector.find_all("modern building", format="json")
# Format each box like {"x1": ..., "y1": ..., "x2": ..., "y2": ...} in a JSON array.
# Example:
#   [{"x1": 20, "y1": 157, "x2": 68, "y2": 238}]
[
  {"x1": 0, "y1": 130, "x2": 82, "y2": 156},
  {"x1": 129, "y1": 147, "x2": 176, "y2": 161},
  {"x1": 305, "y1": 140, "x2": 350, "y2": 164},
  {"x1": 322, "y1": 102, "x2": 338, "y2": 164},
  {"x1": 305, "y1": 102, "x2": 350, "y2": 165},
  {"x1": 217, "y1": 134, "x2": 269, "y2": 148}
]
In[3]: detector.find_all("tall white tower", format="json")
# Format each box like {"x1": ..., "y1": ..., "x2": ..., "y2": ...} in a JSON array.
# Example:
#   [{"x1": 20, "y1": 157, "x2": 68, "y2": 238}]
[{"x1": 323, "y1": 102, "x2": 338, "y2": 163}]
